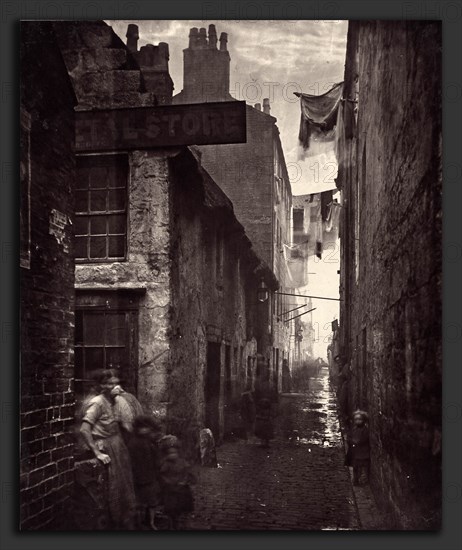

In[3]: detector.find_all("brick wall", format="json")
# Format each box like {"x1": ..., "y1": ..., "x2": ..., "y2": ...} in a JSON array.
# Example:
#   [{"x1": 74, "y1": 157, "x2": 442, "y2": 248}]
[
  {"x1": 20, "y1": 22, "x2": 77, "y2": 530},
  {"x1": 339, "y1": 21, "x2": 442, "y2": 529},
  {"x1": 172, "y1": 24, "x2": 233, "y2": 104},
  {"x1": 198, "y1": 106, "x2": 276, "y2": 266}
]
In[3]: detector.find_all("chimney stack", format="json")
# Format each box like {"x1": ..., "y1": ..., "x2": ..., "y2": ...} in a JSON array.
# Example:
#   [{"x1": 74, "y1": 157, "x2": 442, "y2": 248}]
[
  {"x1": 176, "y1": 25, "x2": 232, "y2": 104},
  {"x1": 208, "y1": 24, "x2": 217, "y2": 49},
  {"x1": 254, "y1": 103, "x2": 261, "y2": 111},
  {"x1": 263, "y1": 98, "x2": 271, "y2": 114},
  {"x1": 219, "y1": 32, "x2": 228, "y2": 51},
  {"x1": 126, "y1": 24, "x2": 139, "y2": 53}
]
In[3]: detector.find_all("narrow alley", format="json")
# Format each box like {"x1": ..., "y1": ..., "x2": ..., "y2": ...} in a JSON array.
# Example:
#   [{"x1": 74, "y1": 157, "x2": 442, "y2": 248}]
[
  {"x1": 189, "y1": 369, "x2": 364, "y2": 531},
  {"x1": 18, "y1": 19, "x2": 443, "y2": 534}
]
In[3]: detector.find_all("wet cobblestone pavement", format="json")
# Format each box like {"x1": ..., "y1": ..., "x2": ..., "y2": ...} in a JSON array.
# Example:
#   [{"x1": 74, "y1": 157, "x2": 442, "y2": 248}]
[{"x1": 187, "y1": 371, "x2": 361, "y2": 531}]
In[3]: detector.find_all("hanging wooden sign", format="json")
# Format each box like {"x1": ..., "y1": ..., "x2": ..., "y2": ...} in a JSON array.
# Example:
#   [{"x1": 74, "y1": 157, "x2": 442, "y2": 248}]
[{"x1": 75, "y1": 101, "x2": 247, "y2": 152}]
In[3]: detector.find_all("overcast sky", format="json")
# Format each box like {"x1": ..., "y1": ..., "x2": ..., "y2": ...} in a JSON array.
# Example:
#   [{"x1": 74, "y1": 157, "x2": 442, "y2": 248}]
[
  {"x1": 107, "y1": 20, "x2": 347, "y2": 358},
  {"x1": 108, "y1": 20, "x2": 348, "y2": 196}
]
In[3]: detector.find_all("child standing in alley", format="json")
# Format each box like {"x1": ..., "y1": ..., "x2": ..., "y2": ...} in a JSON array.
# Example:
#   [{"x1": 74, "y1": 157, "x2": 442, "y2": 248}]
[
  {"x1": 158, "y1": 436, "x2": 196, "y2": 530},
  {"x1": 347, "y1": 410, "x2": 370, "y2": 486},
  {"x1": 128, "y1": 416, "x2": 163, "y2": 530}
]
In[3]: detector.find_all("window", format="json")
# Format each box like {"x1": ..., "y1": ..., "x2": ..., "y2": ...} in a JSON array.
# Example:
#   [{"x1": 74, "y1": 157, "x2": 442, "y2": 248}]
[
  {"x1": 75, "y1": 291, "x2": 140, "y2": 403},
  {"x1": 75, "y1": 154, "x2": 128, "y2": 261}
]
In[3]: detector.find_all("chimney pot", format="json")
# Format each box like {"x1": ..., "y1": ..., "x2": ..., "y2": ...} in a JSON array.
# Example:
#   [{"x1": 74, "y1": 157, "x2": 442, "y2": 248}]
[
  {"x1": 159, "y1": 42, "x2": 170, "y2": 60},
  {"x1": 255, "y1": 103, "x2": 261, "y2": 111},
  {"x1": 263, "y1": 98, "x2": 271, "y2": 114},
  {"x1": 189, "y1": 27, "x2": 199, "y2": 48},
  {"x1": 126, "y1": 24, "x2": 139, "y2": 53},
  {"x1": 198, "y1": 27, "x2": 208, "y2": 47},
  {"x1": 208, "y1": 24, "x2": 217, "y2": 49},
  {"x1": 219, "y1": 32, "x2": 228, "y2": 51}
]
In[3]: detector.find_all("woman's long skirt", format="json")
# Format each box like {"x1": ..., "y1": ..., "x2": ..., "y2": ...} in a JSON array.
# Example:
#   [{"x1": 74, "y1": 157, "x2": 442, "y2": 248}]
[{"x1": 96, "y1": 434, "x2": 137, "y2": 529}]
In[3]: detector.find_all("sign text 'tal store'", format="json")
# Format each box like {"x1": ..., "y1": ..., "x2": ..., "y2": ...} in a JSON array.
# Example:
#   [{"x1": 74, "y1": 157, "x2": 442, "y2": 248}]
[{"x1": 75, "y1": 101, "x2": 247, "y2": 152}]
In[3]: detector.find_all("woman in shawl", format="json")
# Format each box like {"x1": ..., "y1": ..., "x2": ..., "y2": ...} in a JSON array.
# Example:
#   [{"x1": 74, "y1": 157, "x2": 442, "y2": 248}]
[{"x1": 79, "y1": 369, "x2": 137, "y2": 530}]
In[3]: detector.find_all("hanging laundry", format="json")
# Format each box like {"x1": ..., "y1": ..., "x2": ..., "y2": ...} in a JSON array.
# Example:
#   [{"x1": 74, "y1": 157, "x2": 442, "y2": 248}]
[
  {"x1": 303, "y1": 201, "x2": 310, "y2": 235},
  {"x1": 325, "y1": 200, "x2": 342, "y2": 233},
  {"x1": 292, "y1": 195, "x2": 312, "y2": 235},
  {"x1": 325, "y1": 203, "x2": 333, "y2": 233},
  {"x1": 296, "y1": 82, "x2": 343, "y2": 157},
  {"x1": 316, "y1": 240, "x2": 322, "y2": 260},
  {"x1": 315, "y1": 218, "x2": 323, "y2": 259},
  {"x1": 283, "y1": 242, "x2": 309, "y2": 288},
  {"x1": 321, "y1": 190, "x2": 333, "y2": 222}
]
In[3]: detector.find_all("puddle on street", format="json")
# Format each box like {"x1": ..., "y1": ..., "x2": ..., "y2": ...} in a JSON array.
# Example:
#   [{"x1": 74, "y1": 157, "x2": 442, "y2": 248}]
[{"x1": 281, "y1": 373, "x2": 342, "y2": 448}]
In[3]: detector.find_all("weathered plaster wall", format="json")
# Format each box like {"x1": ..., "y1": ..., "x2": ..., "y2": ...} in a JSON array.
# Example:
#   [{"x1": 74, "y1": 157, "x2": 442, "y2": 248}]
[
  {"x1": 75, "y1": 151, "x2": 173, "y2": 416},
  {"x1": 168, "y1": 149, "x2": 271, "y2": 458}
]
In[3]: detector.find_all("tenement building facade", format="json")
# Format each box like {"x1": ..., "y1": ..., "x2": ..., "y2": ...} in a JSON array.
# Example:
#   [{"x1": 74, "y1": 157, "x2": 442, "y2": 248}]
[{"x1": 166, "y1": 24, "x2": 294, "y2": 390}]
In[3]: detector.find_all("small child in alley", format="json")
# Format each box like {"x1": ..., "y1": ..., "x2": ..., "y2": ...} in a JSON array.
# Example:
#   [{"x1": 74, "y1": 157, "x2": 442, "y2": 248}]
[
  {"x1": 346, "y1": 410, "x2": 370, "y2": 486},
  {"x1": 127, "y1": 415, "x2": 164, "y2": 530},
  {"x1": 158, "y1": 435, "x2": 196, "y2": 530}
]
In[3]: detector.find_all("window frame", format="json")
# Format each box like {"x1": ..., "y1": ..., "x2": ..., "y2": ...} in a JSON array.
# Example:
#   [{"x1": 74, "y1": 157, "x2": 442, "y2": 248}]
[
  {"x1": 74, "y1": 290, "x2": 142, "y2": 402},
  {"x1": 75, "y1": 153, "x2": 129, "y2": 264}
]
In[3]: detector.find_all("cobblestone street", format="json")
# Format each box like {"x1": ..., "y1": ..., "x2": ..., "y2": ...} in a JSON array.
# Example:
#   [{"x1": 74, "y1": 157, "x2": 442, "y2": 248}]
[{"x1": 188, "y1": 369, "x2": 363, "y2": 531}]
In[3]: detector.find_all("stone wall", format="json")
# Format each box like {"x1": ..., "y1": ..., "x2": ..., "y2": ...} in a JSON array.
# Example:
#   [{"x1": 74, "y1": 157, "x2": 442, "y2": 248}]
[
  {"x1": 57, "y1": 21, "x2": 176, "y2": 416},
  {"x1": 75, "y1": 150, "x2": 173, "y2": 416},
  {"x1": 55, "y1": 21, "x2": 159, "y2": 110},
  {"x1": 339, "y1": 21, "x2": 442, "y2": 529},
  {"x1": 168, "y1": 148, "x2": 276, "y2": 457},
  {"x1": 20, "y1": 22, "x2": 77, "y2": 530}
]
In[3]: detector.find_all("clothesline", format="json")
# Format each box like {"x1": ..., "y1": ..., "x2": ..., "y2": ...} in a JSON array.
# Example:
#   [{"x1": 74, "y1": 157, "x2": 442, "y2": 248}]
[{"x1": 294, "y1": 92, "x2": 358, "y2": 104}]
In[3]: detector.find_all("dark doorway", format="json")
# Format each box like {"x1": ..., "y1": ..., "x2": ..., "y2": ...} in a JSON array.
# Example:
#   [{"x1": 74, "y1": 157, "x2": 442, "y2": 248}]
[{"x1": 205, "y1": 342, "x2": 221, "y2": 442}]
